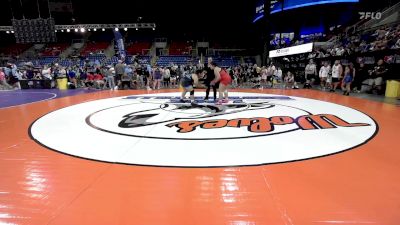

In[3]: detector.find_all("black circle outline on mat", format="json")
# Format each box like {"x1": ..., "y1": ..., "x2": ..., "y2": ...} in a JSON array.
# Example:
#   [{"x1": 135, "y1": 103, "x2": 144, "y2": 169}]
[
  {"x1": 28, "y1": 92, "x2": 379, "y2": 168},
  {"x1": 84, "y1": 102, "x2": 311, "y2": 140}
]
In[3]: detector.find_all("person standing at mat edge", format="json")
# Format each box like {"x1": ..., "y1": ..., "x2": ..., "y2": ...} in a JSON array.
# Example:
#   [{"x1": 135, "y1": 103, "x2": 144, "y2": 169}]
[
  {"x1": 180, "y1": 69, "x2": 206, "y2": 103},
  {"x1": 114, "y1": 60, "x2": 125, "y2": 90},
  {"x1": 209, "y1": 62, "x2": 232, "y2": 105},
  {"x1": 330, "y1": 60, "x2": 343, "y2": 92},
  {"x1": 204, "y1": 57, "x2": 218, "y2": 101}
]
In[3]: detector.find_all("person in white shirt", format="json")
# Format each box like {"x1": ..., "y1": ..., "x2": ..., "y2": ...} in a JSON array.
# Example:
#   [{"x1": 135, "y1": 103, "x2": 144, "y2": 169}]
[
  {"x1": 104, "y1": 67, "x2": 116, "y2": 90},
  {"x1": 319, "y1": 61, "x2": 331, "y2": 90},
  {"x1": 330, "y1": 60, "x2": 343, "y2": 92},
  {"x1": 284, "y1": 71, "x2": 295, "y2": 89},
  {"x1": 304, "y1": 59, "x2": 317, "y2": 88},
  {"x1": 336, "y1": 47, "x2": 345, "y2": 56},
  {"x1": 163, "y1": 67, "x2": 171, "y2": 88},
  {"x1": 267, "y1": 63, "x2": 276, "y2": 87},
  {"x1": 59, "y1": 67, "x2": 67, "y2": 77},
  {"x1": 261, "y1": 67, "x2": 268, "y2": 87},
  {"x1": 42, "y1": 66, "x2": 52, "y2": 80},
  {"x1": 272, "y1": 67, "x2": 283, "y2": 88}
]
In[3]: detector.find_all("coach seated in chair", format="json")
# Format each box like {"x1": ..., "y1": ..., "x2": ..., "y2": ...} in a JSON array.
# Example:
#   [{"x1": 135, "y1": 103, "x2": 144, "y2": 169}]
[
  {"x1": 93, "y1": 73, "x2": 105, "y2": 89},
  {"x1": 362, "y1": 59, "x2": 388, "y2": 94},
  {"x1": 131, "y1": 71, "x2": 140, "y2": 89},
  {"x1": 84, "y1": 72, "x2": 95, "y2": 89}
]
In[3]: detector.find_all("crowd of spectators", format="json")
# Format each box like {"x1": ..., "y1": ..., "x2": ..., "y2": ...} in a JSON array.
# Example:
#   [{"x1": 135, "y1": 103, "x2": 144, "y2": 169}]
[
  {"x1": 0, "y1": 53, "x2": 394, "y2": 98},
  {"x1": 1, "y1": 21, "x2": 399, "y2": 97}
]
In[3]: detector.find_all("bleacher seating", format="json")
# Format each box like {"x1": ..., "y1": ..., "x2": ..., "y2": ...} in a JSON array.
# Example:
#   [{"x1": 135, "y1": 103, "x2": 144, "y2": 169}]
[
  {"x1": 39, "y1": 57, "x2": 58, "y2": 65},
  {"x1": 244, "y1": 57, "x2": 256, "y2": 65},
  {"x1": 105, "y1": 56, "x2": 119, "y2": 65},
  {"x1": 87, "y1": 54, "x2": 107, "y2": 64},
  {"x1": 126, "y1": 55, "x2": 151, "y2": 65},
  {"x1": 137, "y1": 55, "x2": 151, "y2": 65},
  {"x1": 0, "y1": 44, "x2": 31, "y2": 56},
  {"x1": 211, "y1": 57, "x2": 239, "y2": 67},
  {"x1": 41, "y1": 43, "x2": 69, "y2": 56},
  {"x1": 80, "y1": 42, "x2": 109, "y2": 57},
  {"x1": 103, "y1": 55, "x2": 152, "y2": 66},
  {"x1": 156, "y1": 56, "x2": 191, "y2": 66},
  {"x1": 58, "y1": 59, "x2": 74, "y2": 67},
  {"x1": 169, "y1": 41, "x2": 192, "y2": 55},
  {"x1": 126, "y1": 42, "x2": 152, "y2": 55}
]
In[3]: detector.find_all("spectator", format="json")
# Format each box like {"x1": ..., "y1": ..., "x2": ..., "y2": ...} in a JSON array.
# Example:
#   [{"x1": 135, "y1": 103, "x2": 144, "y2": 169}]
[
  {"x1": 131, "y1": 70, "x2": 139, "y2": 89},
  {"x1": 93, "y1": 73, "x2": 104, "y2": 89},
  {"x1": 284, "y1": 71, "x2": 295, "y2": 89},
  {"x1": 330, "y1": 60, "x2": 343, "y2": 92},
  {"x1": 42, "y1": 65, "x2": 52, "y2": 80},
  {"x1": 4, "y1": 63, "x2": 21, "y2": 90},
  {"x1": 304, "y1": 59, "x2": 317, "y2": 88},
  {"x1": 341, "y1": 66, "x2": 354, "y2": 96},
  {"x1": 272, "y1": 67, "x2": 283, "y2": 88},
  {"x1": 85, "y1": 72, "x2": 95, "y2": 88},
  {"x1": 163, "y1": 67, "x2": 171, "y2": 88},
  {"x1": 363, "y1": 59, "x2": 388, "y2": 94},
  {"x1": 104, "y1": 67, "x2": 116, "y2": 90},
  {"x1": 114, "y1": 60, "x2": 125, "y2": 90},
  {"x1": 266, "y1": 62, "x2": 276, "y2": 87},
  {"x1": 319, "y1": 61, "x2": 331, "y2": 90},
  {"x1": 152, "y1": 67, "x2": 162, "y2": 90},
  {"x1": 170, "y1": 67, "x2": 177, "y2": 88},
  {"x1": 354, "y1": 63, "x2": 368, "y2": 93},
  {"x1": 121, "y1": 72, "x2": 131, "y2": 90},
  {"x1": 145, "y1": 66, "x2": 152, "y2": 90},
  {"x1": 68, "y1": 67, "x2": 77, "y2": 88},
  {"x1": 0, "y1": 67, "x2": 12, "y2": 90}
]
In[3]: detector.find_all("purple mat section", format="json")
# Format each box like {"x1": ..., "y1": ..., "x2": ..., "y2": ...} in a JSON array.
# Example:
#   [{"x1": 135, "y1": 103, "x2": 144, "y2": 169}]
[{"x1": 0, "y1": 89, "x2": 100, "y2": 109}]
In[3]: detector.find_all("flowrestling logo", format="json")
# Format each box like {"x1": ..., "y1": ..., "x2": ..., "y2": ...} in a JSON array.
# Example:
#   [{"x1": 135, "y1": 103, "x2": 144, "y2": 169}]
[{"x1": 30, "y1": 92, "x2": 378, "y2": 167}]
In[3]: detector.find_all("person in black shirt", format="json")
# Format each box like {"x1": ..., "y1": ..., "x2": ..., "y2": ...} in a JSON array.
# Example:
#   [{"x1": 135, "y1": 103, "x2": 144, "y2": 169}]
[
  {"x1": 354, "y1": 63, "x2": 368, "y2": 92},
  {"x1": 170, "y1": 67, "x2": 177, "y2": 87},
  {"x1": 204, "y1": 58, "x2": 218, "y2": 101},
  {"x1": 204, "y1": 65, "x2": 218, "y2": 101},
  {"x1": 363, "y1": 59, "x2": 388, "y2": 94}
]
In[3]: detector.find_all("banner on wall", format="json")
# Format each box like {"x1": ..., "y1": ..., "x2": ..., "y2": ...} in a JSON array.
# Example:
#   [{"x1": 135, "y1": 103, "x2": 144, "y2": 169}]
[
  {"x1": 269, "y1": 43, "x2": 313, "y2": 58},
  {"x1": 113, "y1": 31, "x2": 126, "y2": 59}
]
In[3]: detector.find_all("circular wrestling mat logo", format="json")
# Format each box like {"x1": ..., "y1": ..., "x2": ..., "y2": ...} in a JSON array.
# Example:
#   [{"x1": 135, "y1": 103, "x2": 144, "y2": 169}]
[{"x1": 30, "y1": 92, "x2": 378, "y2": 167}]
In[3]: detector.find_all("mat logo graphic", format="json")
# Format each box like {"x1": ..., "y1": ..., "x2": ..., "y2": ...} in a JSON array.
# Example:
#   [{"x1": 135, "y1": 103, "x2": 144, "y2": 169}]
[
  {"x1": 30, "y1": 93, "x2": 378, "y2": 167},
  {"x1": 166, "y1": 114, "x2": 369, "y2": 134},
  {"x1": 117, "y1": 96, "x2": 370, "y2": 137}
]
